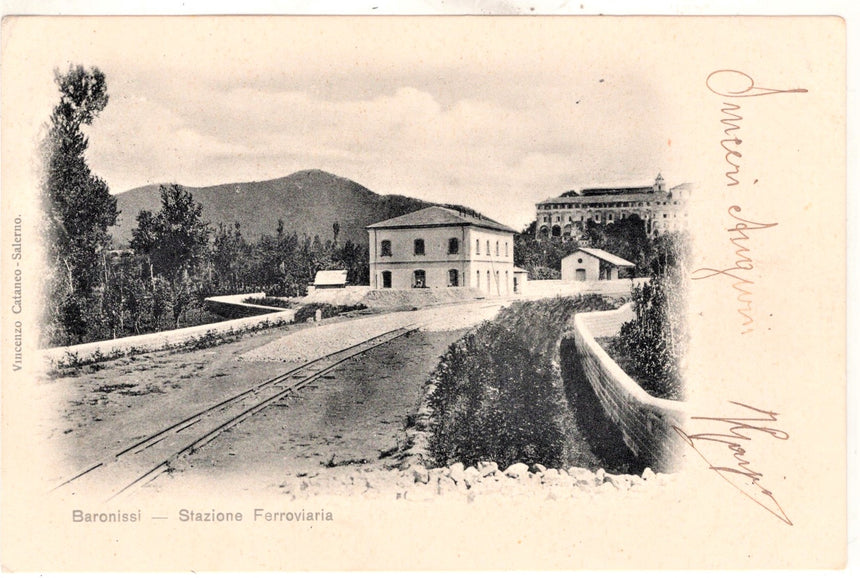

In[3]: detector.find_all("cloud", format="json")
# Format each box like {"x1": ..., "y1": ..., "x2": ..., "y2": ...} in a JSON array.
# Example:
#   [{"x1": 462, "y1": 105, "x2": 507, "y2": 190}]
[{"x1": 83, "y1": 50, "x2": 673, "y2": 230}]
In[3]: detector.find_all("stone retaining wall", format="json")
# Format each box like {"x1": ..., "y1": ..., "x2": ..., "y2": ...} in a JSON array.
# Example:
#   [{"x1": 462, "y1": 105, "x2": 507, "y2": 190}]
[{"x1": 569, "y1": 303, "x2": 687, "y2": 471}]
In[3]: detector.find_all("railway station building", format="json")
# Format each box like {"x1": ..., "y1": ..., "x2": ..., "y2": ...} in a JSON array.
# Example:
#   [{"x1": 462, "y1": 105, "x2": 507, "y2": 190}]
[{"x1": 366, "y1": 206, "x2": 517, "y2": 295}]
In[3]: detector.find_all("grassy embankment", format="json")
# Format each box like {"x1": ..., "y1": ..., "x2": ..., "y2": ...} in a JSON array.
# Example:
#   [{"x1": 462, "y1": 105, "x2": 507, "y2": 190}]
[{"x1": 425, "y1": 295, "x2": 645, "y2": 473}]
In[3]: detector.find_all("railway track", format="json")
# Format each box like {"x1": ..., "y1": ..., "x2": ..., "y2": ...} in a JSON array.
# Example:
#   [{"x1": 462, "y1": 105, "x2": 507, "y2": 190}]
[{"x1": 52, "y1": 323, "x2": 421, "y2": 501}]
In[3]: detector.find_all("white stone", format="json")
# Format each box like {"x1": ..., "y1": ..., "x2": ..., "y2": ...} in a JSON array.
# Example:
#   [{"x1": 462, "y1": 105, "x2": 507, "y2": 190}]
[
  {"x1": 542, "y1": 468, "x2": 561, "y2": 484},
  {"x1": 410, "y1": 464, "x2": 430, "y2": 484},
  {"x1": 463, "y1": 466, "x2": 480, "y2": 488},
  {"x1": 448, "y1": 462, "x2": 466, "y2": 483},
  {"x1": 478, "y1": 461, "x2": 499, "y2": 477},
  {"x1": 504, "y1": 463, "x2": 530, "y2": 479}
]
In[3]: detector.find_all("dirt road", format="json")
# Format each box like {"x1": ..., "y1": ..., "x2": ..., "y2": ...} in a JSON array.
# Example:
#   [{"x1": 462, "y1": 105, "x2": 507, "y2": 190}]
[
  {"x1": 43, "y1": 300, "x2": 506, "y2": 493},
  {"x1": 151, "y1": 328, "x2": 467, "y2": 495}
]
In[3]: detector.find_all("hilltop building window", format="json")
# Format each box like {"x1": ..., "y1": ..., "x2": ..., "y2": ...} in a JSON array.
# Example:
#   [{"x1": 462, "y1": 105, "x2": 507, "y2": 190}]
[
  {"x1": 381, "y1": 271, "x2": 392, "y2": 288},
  {"x1": 413, "y1": 270, "x2": 426, "y2": 288},
  {"x1": 448, "y1": 269, "x2": 459, "y2": 287},
  {"x1": 448, "y1": 238, "x2": 459, "y2": 254},
  {"x1": 380, "y1": 240, "x2": 392, "y2": 256},
  {"x1": 414, "y1": 238, "x2": 425, "y2": 255}
]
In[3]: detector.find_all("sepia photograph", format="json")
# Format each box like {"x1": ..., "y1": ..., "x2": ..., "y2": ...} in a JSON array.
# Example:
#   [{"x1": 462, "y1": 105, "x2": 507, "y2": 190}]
[{"x1": 0, "y1": 11, "x2": 848, "y2": 572}]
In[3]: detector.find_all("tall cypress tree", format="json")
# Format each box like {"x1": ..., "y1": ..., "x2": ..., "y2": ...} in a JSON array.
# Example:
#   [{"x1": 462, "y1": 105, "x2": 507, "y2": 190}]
[{"x1": 41, "y1": 65, "x2": 118, "y2": 343}]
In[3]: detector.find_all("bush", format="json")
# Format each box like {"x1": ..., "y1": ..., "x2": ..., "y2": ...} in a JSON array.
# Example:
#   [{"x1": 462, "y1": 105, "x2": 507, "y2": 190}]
[
  {"x1": 293, "y1": 303, "x2": 368, "y2": 323},
  {"x1": 244, "y1": 296, "x2": 294, "y2": 308},
  {"x1": 615, "y1": 260, "x2": 688, "y2": 400}
]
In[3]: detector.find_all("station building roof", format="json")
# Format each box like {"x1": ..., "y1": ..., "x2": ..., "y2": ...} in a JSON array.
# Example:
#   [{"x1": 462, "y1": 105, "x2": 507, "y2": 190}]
[
  {"x1": 313, "y1": 270, "x2": 348, "y2": 286},
  {"x1": 567, "y1": 247, "x2": 635, "y2": 268},
  {"x1": 367, "y1": 206, "x2": 516, "y2": 234}
]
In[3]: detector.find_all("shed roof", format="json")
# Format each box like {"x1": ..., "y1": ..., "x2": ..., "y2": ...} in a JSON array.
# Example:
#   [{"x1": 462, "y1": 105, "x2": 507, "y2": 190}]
[
  {"x1": 314, "y1": 270, "x2": 348, "y2": 286},
  {"x1": 567, "y1": 247, "x2": 635, "y2": 268},
  {"x1": 366, "y1": 206, "x2": 516, "y2": 234}
]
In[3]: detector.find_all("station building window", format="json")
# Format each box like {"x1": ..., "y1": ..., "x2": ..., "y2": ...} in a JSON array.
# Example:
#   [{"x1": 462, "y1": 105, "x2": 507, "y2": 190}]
[
  {"x1": 380, "y1": 240, "x2": 391, "y2": 257},
  {"x1": 414, "y1": 238, "x2": 425, "y2": 255},
  {"x1": 448, "y1": 238, "x2": 459, "y2": 254},
  {"x1": 381, "y1": 270, "x2": 392, "y2": 288}
]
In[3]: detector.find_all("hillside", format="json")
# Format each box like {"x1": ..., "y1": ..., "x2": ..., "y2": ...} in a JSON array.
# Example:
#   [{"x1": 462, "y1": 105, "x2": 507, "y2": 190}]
[{"x1": 111, "y1": 170, "x2": 436, "y2": 247}]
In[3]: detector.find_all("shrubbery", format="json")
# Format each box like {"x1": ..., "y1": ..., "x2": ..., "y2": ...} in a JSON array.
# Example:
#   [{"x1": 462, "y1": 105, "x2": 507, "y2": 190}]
[
  {"x1": 426, "y1": 295, "x2": 618, "y2": 469},
  {"x1": 293, "y1": 303, "x2": 368, "y2": 323},
  {"x1": 244, "y1": 296, "x2": 293, "y2": 308},
  {"x1": 613, "y1": 233, "x2": 689, "y2": 400}
]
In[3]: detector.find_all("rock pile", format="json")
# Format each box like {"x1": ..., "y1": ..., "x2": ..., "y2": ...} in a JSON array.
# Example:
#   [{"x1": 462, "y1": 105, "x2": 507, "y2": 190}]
[{"x1": 273, "y1": 461, "x2": 674, "y2": 501}]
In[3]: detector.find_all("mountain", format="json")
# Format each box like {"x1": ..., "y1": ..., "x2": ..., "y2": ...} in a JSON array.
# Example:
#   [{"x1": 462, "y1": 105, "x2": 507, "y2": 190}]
[{"x1": 110, "y1": 170, "x2": 438, "y2": 247}]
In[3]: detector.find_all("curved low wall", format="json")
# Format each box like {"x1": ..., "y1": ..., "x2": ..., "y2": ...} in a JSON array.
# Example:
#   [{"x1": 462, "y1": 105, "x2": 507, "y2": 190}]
[
  {"x1": 203, "y1": 292, "x2": 289, "y2": 318},
  {"x1": 570, "y1": 303, "x2": 687, "y2": 471}
]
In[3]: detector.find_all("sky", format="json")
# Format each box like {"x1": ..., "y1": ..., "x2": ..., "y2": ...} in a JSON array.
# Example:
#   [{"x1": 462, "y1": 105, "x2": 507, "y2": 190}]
[{"x1": 17, "y1": 17, "x2": 686, "y2": 231}]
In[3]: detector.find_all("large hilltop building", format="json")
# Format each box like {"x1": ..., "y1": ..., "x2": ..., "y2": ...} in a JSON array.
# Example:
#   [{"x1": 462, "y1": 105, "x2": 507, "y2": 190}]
[
  {"x1": 535, "y1": 174, "x2": 691, "y2": 238},
  {"x1": 366, "y1": 206, "x2": 517, "y2": 295}
]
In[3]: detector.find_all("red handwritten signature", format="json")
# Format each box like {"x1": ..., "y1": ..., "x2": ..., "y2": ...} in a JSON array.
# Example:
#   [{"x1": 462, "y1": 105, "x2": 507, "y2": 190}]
[
  {"x1": 706, "y1": 69, "x2": 807, "y2": 188},
  {"x1": 691, "y1": 206, "x2": 778, "y2": 334},
  {"x1": 673, "y1": 401, "x2": 792, "y2": 526}
]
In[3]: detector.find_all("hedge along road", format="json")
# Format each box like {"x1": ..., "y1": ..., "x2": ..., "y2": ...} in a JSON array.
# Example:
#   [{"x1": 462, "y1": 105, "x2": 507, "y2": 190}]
[{"x1": 41, "y1": 299, "x2": 506, "y2": 493}]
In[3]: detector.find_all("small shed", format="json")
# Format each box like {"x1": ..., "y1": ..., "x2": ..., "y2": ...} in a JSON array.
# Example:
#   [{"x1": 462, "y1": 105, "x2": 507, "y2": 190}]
[
  {"x1": 561, "y1": 248, "x2": 634, "y2": 281},
  {"x1": 512, "y1": 267, "x2": 529, "y2": 294},
  {"x1": 313, "y1": 269, "x2": 348, "y2": 289}
]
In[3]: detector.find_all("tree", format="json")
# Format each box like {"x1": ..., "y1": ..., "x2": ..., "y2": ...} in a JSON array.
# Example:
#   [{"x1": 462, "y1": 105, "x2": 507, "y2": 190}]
[
  {"x1": 40, "y1": 64, "x2": 117, "y2": 344},
  {"x1": 598, "y1": 215, "x2": 652, "y2": 276},
  {"x1": 617, "y1": 231, "x2": 690, "y2": 400},
  {"x1": 212, "y1": 222, "x2": 249, "y2": 294},
  {"x1": 514, "y1": 222, "x2": 578, "y2": 277},
  {"x1": 130, "y1": 209, "x2": 158, "y2": 281},
  {"x1": 131, "y1": 184, "x2": 211, "y2": 327},
  {"x1": 332, "y1": 239, "x2": 370, "y2": 285},
  {"x1": 147, "y1": 184, "x2": 210, "y2": 279}
]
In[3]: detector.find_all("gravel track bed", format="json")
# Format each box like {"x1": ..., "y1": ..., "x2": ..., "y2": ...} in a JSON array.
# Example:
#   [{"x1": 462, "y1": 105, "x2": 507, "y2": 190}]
[{"x1": 241, "y1": 302, "x2": 504, "y2": 364}]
